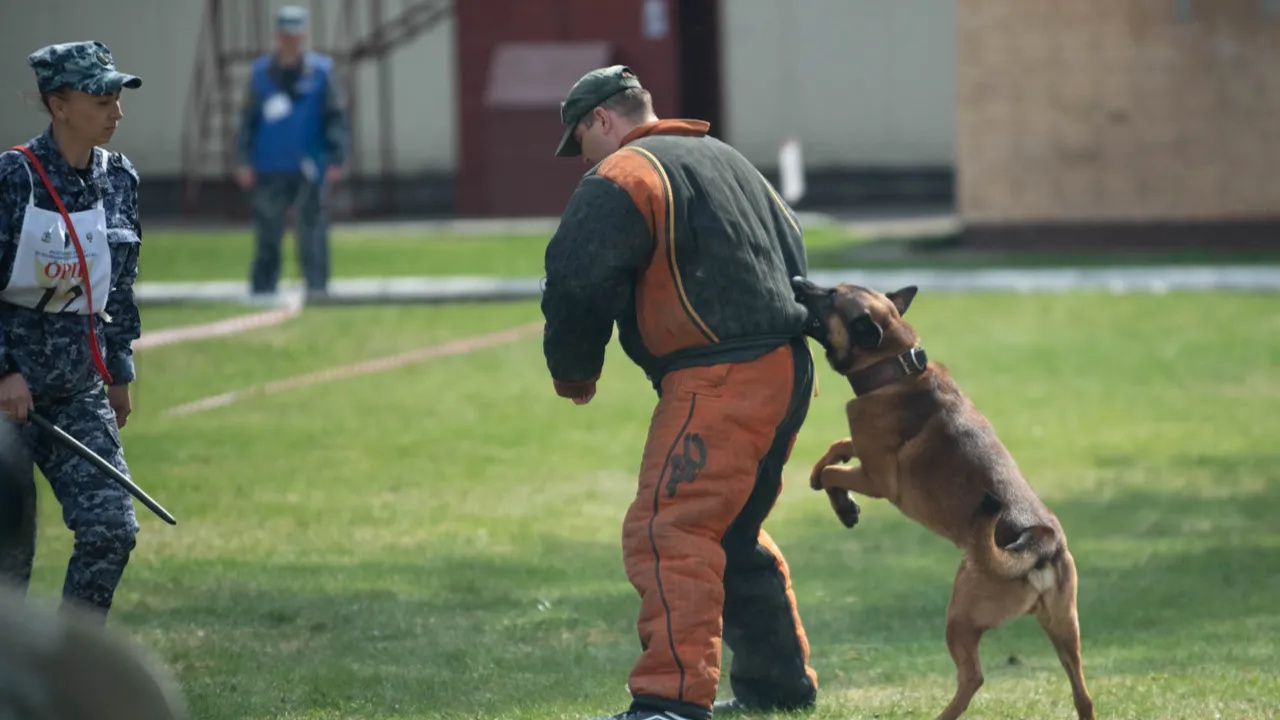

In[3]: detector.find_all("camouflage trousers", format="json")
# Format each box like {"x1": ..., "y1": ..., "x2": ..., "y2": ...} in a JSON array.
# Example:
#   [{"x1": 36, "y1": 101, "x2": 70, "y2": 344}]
[{"x1": 0, "y1": 387, "x2": 139, "y2": 622}]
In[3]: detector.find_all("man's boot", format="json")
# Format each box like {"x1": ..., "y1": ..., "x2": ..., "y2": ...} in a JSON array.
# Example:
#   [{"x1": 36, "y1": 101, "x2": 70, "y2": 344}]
[
  {"x1": 589, "y1": 710, "x2": 697, "y2": 720},
  {"x1": 712, "y1": 697, "x2": 816, "y2": 716}
]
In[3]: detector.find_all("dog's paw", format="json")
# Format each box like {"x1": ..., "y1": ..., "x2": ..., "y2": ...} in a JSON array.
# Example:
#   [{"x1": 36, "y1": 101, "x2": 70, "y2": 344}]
[
  {"x1": 827, "y1": 489, "x2": 861, "y2": 529},
  {"x1": 838, "y1": 503, "x2": 861, "y2": 529}
]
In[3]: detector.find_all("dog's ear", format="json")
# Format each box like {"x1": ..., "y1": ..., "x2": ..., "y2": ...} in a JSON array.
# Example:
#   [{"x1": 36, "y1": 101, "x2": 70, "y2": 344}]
[
  {"x1": 849, "y1": 313, "x2": 883, "y2": 350},
  {"x1": 886, "y1": 286, "x2": 918, "y2": 316}
]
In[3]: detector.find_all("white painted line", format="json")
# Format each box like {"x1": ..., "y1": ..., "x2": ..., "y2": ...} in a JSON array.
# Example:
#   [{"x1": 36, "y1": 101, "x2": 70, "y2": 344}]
[
  {"x1": 132, "y1": 265, "x2": 1280, "y2": 307},
  {"x1": 134, "y1": 301, "x2": 303, "y2": 350},
  {"x1": 805, "y1": 265, "x2": 1280, "y2": 293},
  {"x1": 162, "y1": 321, "x2": 543, "y2": 418}
]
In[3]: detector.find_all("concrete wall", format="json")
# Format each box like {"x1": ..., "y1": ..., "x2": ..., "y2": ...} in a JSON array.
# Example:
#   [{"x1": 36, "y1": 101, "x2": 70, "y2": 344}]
[
  {"x1": 0, "y1": 0, "x2": 206, "y2": 175},
  {"x1": 956, "y1": 0, "x2": 1280, "y2": 225},
  {"x1": 722, "y1": 0, "x2": 956, "y2": 169},
  {"x1": 0, "y1": 0, "x2": 457, "y2": 179},
  {"x1": 0, "y1": 0, "x2": 957, "y2": 184}
]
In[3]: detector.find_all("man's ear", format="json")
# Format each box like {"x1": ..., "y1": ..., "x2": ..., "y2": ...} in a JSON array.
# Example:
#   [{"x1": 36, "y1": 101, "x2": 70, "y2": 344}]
[{"x1": 886, "y1": 286, "x2": 918, "y2": 316}]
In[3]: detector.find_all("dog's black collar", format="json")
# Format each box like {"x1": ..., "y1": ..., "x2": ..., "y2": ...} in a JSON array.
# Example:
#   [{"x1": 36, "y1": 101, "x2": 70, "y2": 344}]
[{"x1": 847, "y1": 346, "x2": 929, "y2": 396}]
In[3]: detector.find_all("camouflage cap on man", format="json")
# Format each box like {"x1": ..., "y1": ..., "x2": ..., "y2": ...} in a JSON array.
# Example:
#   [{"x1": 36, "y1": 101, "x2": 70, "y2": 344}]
[
  {"x1": 554, "y1": 65, "x2": 643, "y2": 158},
  {"x1": 27, "y1": 41, "x2": 142, "y2": 96}
]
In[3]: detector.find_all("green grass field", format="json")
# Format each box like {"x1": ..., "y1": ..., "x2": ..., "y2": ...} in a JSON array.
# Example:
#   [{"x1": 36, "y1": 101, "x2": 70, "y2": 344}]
[
  {"x1": 135, "y1": 225, "x2": 1280, "y2": 283},
  {"x1": 134, "y1": 226, "x2": 871, "y2": 281},
  {"x1": 23, "y1": 285, "x2": 1280, "y2": 719}
]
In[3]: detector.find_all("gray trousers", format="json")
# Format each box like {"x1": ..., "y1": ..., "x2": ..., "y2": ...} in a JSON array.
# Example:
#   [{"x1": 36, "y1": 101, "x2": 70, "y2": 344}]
[
  {"x1": 249, "y1": 171, "x2": 331, "y2": 294},
  {"x1": 0, "y1": 389, "x2": 139, "y2": 622}
]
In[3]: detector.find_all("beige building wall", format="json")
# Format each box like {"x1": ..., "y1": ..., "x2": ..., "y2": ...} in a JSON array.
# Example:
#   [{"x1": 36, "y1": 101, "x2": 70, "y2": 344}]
[{"x1": 956, "y1": 0, "x2": 1280, "y2": 225}]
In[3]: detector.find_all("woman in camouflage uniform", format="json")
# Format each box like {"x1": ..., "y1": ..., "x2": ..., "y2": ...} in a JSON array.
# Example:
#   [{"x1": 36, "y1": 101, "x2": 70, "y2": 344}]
[{"x1": 0, "y1": 41, "x2": 145, "y2": 623}]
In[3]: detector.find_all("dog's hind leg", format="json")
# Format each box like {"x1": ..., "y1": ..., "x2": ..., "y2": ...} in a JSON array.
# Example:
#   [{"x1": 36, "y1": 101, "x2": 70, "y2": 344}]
[
  {"x1": 936, "y1": 616, "x2": 986, "y2": 720},
  {"x1": 934, "y1": 563, "x2": 990, "y2": 720},
  {"x1": 1033, "y1": 549, "x2": 1095, "y2": 720}
]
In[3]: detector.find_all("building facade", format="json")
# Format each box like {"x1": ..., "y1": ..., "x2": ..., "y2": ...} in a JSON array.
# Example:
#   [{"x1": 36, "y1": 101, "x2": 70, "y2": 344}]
[
  {"x1": 956, "y1": 0, "x2": 1280, "y2": 248},
  {"x1": 0, "y1": 0, "x2": 958, "y2": 218}
]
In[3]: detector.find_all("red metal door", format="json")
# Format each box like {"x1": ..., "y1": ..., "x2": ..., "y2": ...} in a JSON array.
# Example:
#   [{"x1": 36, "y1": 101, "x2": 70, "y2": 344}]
[{"x1": 455, "y1": 0, "x2": 682, "y2": 217}]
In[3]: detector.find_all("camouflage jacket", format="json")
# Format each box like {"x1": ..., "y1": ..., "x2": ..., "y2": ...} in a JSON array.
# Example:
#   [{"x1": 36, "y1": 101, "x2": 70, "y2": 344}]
[{"x1": 0, "y1": 126, "x2": 142, "y2": 397}]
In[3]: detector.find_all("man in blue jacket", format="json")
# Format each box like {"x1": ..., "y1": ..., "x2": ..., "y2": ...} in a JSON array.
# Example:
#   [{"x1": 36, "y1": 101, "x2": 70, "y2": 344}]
[{"x1": 236, "y1": 5, "x2": 348, "y2": 300}]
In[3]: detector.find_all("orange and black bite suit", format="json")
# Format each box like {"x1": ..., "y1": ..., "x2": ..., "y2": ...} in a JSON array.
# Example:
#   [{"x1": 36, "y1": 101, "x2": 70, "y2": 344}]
[{"x1": 541, "y1": 118, "x2": 819, "y2": 720}]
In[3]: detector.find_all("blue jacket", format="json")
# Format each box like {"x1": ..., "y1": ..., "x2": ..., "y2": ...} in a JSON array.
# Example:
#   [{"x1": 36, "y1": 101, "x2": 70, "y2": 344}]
[
  {"x1": 236, "y1": 51, "x2": 348, "y2": 175},
  {"x1": 0, "y1": 127, "x2": 142, "y2": 396}
]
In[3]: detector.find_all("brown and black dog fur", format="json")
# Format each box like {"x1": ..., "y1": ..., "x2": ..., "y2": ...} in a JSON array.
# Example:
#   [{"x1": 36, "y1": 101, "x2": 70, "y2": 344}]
[{"x1": 791, "y1": 277, "x2": 1094, "y2": 720}]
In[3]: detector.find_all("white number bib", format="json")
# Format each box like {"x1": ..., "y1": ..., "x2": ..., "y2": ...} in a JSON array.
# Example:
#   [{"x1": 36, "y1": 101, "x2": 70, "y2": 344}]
[
  {"x1": 0, "y1": 152, "x2": 112, "y2": 315},
  {"x1": 262, "y1": 92, "x2": 294, "y2": 123}
]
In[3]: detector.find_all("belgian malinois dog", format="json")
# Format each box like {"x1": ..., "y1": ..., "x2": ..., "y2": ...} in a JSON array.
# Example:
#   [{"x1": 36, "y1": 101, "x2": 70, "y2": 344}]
[{"x1": 792, "y1": 277, "x2": 1094, "y2": 720}]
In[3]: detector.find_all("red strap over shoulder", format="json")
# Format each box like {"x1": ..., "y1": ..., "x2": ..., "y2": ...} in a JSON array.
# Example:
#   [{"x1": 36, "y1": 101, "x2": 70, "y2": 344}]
[{"x1": 11, "y1": 144, "x2": 114, "y2": 385}]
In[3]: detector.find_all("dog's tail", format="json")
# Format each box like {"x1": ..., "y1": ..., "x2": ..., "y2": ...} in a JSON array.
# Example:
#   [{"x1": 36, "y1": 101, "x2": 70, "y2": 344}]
[{"x1": 969, "y1": 491, "x2": 1058, "y2": 581}]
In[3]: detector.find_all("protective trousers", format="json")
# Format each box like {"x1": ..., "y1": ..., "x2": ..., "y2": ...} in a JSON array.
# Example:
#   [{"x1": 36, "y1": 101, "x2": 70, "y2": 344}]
[
  {"x1": 623, "y1": 338, "x2": 818, "y2": 719},
  {"x1": 249, "y1": 171, "x2": 331, "y2": 294},
  {"x1": 0, "y1": 388, "x2": 139, "y2": 621}
]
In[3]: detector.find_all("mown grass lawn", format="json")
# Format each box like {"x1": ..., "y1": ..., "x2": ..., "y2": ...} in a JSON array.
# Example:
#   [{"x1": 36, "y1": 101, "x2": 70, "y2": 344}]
[
  {"x1": 133, "y1": 226, "x2": 865, "y2": 282},
  {"x1": 135, "y1": 226, "x2": 1280, "y2": 284},
  {"x1": 136, "y1": 229, "x2": 553, "y2": 281},
  {"x1": 141, "y1": 303, "x2": 270, "y2": 330},
  {"x1": 25, "y1": 291, "x2": 1280, "y2": 719}
]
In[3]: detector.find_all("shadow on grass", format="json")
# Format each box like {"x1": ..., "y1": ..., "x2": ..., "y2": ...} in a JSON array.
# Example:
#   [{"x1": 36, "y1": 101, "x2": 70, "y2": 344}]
[
  {"x1": 115, "y1": 454, "x2": 1279, "y2": 718},
  {"x1": 118, "y1": 537, "x2": 642, "y2": 719},
  {"x1": 776, "y1": 452, "x2": 1280, "y2": 692}
]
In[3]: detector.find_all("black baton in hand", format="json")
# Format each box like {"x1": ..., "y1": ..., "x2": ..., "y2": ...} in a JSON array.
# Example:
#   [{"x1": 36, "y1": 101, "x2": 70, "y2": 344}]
[{"x1": 27, "y1": 411, "x2": 178, "y2": 526}]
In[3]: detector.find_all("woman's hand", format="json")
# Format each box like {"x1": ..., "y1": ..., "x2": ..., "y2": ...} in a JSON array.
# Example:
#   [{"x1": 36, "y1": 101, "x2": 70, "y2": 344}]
[
  {"x1": 107, "y1": 383, "x2": 131, "y2": 429},
  {"x1": 0, "y1": 373, "x2": 32, "y2": 424}
]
